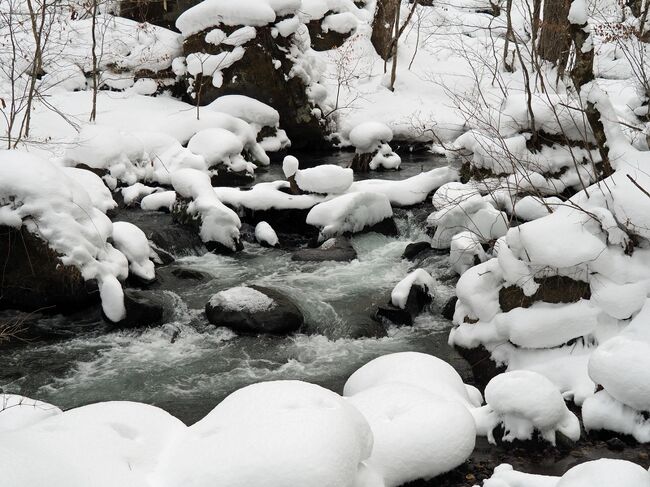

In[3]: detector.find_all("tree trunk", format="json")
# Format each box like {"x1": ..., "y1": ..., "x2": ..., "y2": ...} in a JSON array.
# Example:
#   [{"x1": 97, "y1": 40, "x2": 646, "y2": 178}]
[
  {"x1": 371, "y1": 0, "x2": 399, "y2": 61},
  {"x1": 538, "y1": 0, "x2": 572, "y2": 73},
  {"x1": 570, "y1": 21, "x2": 613, "y2": 178}
]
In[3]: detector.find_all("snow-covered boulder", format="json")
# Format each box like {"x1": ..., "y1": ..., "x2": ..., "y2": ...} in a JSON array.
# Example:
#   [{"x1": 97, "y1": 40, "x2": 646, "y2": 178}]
[
  {"x1": 154, "y1": 380, "x2": 373, "y2": 487},
  {"x1": 205, "y1": 285, "x2": 303, "y2": 335},
  {"x1": 299, "y1": 0, "x2": 367, "y2": 50},
  {"x1": 375, "y1": 269, "x2": 435, "y2": 327},
  {"x1": 347, "y1": 382, "x2": 476, "y2": 487},
  {"x1": 480, "y1": 459, "x2": 650, "y2": 487},
  {"x1": 450, "y1": 230, "x2": 488, "y2": 275},
  {"x1": 427, "y1": 182, "x2": 508, "y2": 249},
  {"x1": 0, "y1": 395, "x2": 62, "y2": 433},
  {"x1": 306, "y1": 192, "x2": 396, "y2": 241},
  {"x1": 283, "y1": 155, "x2": 353, "y2": 194},
  {"x1": 208, "y1": 95, "x2": 290, "y2": 152},
  {"x1": 0, "y1": 401, "x2": 185, "y2": 487},
  {"x1": 0, "y1": 150, "x2": 128, "y2": 322},
  {"x1": 174, "y1": 0, "x2": 327, "y2": 148},
  {"x1": 170, "y1": 169, "x2": 242, "y2": 252},
  {"x1": 474, "y1": 370, "x2": 580, "y2": 445},
  {"x1": 187, "y1": 127, "x2": 254, "y2": 175},
  {"x1": 349, "y1": 122, "x2": 401, "y2": 172},
  {"x1": 344, "y1": 352, "x2": 483, "y2": 409},
  {"x1": 255, "y1": 221, "x2": 279, "y2": 247}
]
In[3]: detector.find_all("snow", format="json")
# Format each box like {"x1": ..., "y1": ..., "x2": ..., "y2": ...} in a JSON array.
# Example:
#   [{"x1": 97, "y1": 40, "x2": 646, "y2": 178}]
[
  {"x1": 154, "y1": 380, "x2": 372, "y2": 487},
  {"x1": 296, "y1": 165, "x2": 354, "y2": 194},
  {"x1": 348, "y1": 167, "x2": 458, "y2": 207},
  {"x1": 582, "y1": 390, "x2": 650, "y2": 443},
  {"x1": 390, "y1": 269, "x2": 435, "y2": 309},
  {"x1": 141, "y1": 191, "x2": 177, "y2": 212},
  {"x1": 283, "y1": 156, "x2": 354, "y2": 194},
  {"x1": 0, "y1": 401, "x2": 185, "y2": 487},
  {"x1": 0, "y1": 395, "x2": 62, "y2": 433},
  {"x1": 428, "y1": 182, "x2": 508, "y2": 249},
  {"x1": 347, "y1": 383, "x2": 476, "y2": 487},
  {"x1": 349, "y1": 122, "x2": 393, "y2": 153},
  {"x1": 209, "y1": 286, "x2": 276, "y2": 313},
  {"x1": 306, "y1": 192, "x2": 393, "y2": 240},
  {"x1": 111, "y1": 222, "x2": 156, "y2": 282},
  {"x1": 568, "y1": 0, "x2": 588, "y2": 25},
  {"x1": 476, "y1": 371, "x2": 581, "y2": 445},
  {"x1": 557, "y1": 459, "x2": 650, "y2": 487},
  {"x1": 0, "y1": 150, "x2": 128, "y2": 322},
  {"x1": 255, "y1": 221, "x2": 279, "y2": 247},
  {"x1": 344, "y1": 352, "x2": 482, "y2": 409},
  {"x1": 187, "y1": 128, "x2": 253, "y2": 174},
  {"x1": 369, "y1": 144, "x2": 401, "y2": 170},
  {"x1": 215, "y1": 181, "x2": 327, "y2": 212},
  {"x1": 450, "y1": 230, "x2": 487, "y2": 275},
  {"x1": 63, "y1": 167, "x2": 117, "y2": 214},
  {"x1": 208, "y1": 95, "x2": 280, "y2": 129},
  {"x1": 176, "y1": 0, "x2": 276, "y2": 36},
  {"x1": 122, "y1": 183, "x2": 161, "y2": 207},
  {"x1": 171, "y1": 169, "x2": 241, "y2": 250}
]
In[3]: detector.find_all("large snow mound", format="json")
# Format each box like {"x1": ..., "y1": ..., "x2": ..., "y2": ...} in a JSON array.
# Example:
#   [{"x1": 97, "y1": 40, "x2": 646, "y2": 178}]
[
  {"x1": 344, "y1": 352, "x2": 482, "y2": 408},
  {"x1": 348, "y1": 382, "x2": 476, "y2": 487},
  {"x1": 154, "y1": 380, "x2": 373, "y2": 487}
]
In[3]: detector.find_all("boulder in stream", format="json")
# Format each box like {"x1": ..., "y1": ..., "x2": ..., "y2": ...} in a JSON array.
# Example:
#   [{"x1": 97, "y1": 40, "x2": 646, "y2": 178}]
[
  {"x1": 292, "y1": 237, "x2": 357, "y2": 262},
  {"x1": 205, "y1": 285, "x2": 303, "y2": 335}
]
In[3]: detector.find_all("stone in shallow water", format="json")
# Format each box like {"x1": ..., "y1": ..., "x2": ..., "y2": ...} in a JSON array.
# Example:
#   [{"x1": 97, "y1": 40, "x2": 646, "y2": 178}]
[
  {"x1": 205, "y1": 285, "x2": 303, "y2": 335},
  {"x1": 291, "y1": 237, "x2": 357, "y2": 262}
]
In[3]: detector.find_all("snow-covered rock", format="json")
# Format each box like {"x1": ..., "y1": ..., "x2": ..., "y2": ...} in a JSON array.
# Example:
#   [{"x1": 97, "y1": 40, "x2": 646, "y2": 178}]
[
  {"x1": 344, "y1": 352, "x2": 482, "y2": 409},
  {"x1": 154, "y1": 380, "x2": 372, "y2": 487},
  {"x1": 0, "y1": 395, "x2": 62, "y2": 433},
  {"x1": 255, "y1": 221, "x2": 279, "y2": 247},
  {"x1": 283, "y1": 156, "x2": 354, "y2": 194},
  {"x1": 0, "y1": 150, "x2": 128, "y2": 322},
  {"x1": 391, "y1": 269, "x2": 435, "y2": 309},
  {"x1": 111, "y1": 222, "x2": 156, "y2": 282},
  {"x1": 347, "y1": 383, "x2": 476, "y2": 487},
  {"x1": 171, "y1": 169, "x2": 242, "y2": 252},
  {"x1": 306, "y1": 192, "x2": 394, "y2": 241},
  {"x1": 475, "y1": 371, "x2": 581, "y2": 445}
]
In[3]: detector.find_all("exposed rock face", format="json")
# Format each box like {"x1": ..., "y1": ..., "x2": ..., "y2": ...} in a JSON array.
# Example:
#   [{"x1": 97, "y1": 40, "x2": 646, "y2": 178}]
[
  {"x1": 402, "y1": 241, "x2": 432, "y2": 261},
  {"x1": 179, "y1": 22, "x2": 327, "y2": 149},
  {"x1": 370, "y1": 0, "x2": 398, "y2": 60},
  {"x1": 205, "y1": 285, "x2": 304, "y2": 335},
  {"x1": 0, "y1": 226, "x2": 98, "y2": 312},
  {"x1": 499, "y1": 275, "x2": 591, "y2": 312}
]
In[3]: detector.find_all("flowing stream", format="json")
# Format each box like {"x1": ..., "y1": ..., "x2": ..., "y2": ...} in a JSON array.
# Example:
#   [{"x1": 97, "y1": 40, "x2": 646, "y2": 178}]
[{"x1": 1, "y1": 153, "x2": 469, "y2": 425}]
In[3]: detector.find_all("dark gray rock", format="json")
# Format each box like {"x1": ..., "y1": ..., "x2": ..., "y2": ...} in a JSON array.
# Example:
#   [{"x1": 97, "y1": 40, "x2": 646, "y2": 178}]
[
  {"x1": 171, "y1": 268, "x2": 209, "y2": 281},
  {"x1": 109, "y1": 289, "x2": 165, "y2": 329},
  {"x1": 374, "y1": 284, "x2": 432, "y2": 327},
  {"x1": 292, "y1": 237, "x2": 357, "y2": 262},
  {"x1": 441, "y1": 296, "x2": 458, "y2": 320},
  {"x1": 402, "y1": 241, "x2": 432, "y2": 261},
  {"x1": 205, "y1": 285, "x2": 303, "y2": 335}
]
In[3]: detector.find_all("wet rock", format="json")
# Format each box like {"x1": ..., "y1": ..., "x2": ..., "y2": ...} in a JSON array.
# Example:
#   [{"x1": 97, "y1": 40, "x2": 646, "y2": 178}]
[
  {"x1": 606, "y1": 437, "x2": 627, "y2": 451},
  {"x1": 241, "y1": 207, "x2": 318, "y2": 246},
  {"x1": 108, "y1": 289, "x2": 165, "y2": 329},
  {"x1": 346, "y1": 321, "x2": 388, "y2": 339},
  {"x1": 171, "y1": 268, "x2": 208, "y2": 281},
  {"x1": 402, "y1": 241, "x2": 432, "y2": 261},
  {"x1": 205, "y1": 286, "x2": 303, "y2": 335},
  {"x1": 210, "y1": 170, "x2": 255, "y2": 188},
  {"x1": 455, "y1": 344, "x2": 506, "y2": 390},
  {"x1": 441, "y1": 296, "x2": 458, "y2": 320},
  {"x1": 374, "y1": 285, "x2": 432, "y2": 327},
  {"x1": 367, "y1": 217, "x2": 399, "y2": 237},
  {"x1": 0, "y1": 226, "x2": 99, "y2": 313},
  {"x1": 114, "y1": 209, "x2": 206, "y2": 258},
  {"x1": 292, "y1": 237, "x2": 357, "y2": 262}
]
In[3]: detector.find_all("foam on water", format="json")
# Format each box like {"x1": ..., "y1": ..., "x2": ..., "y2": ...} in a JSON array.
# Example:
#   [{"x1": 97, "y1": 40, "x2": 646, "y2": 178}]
[{"x1": 1, "y1": 211, "x2": 466, "y2": 424}]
